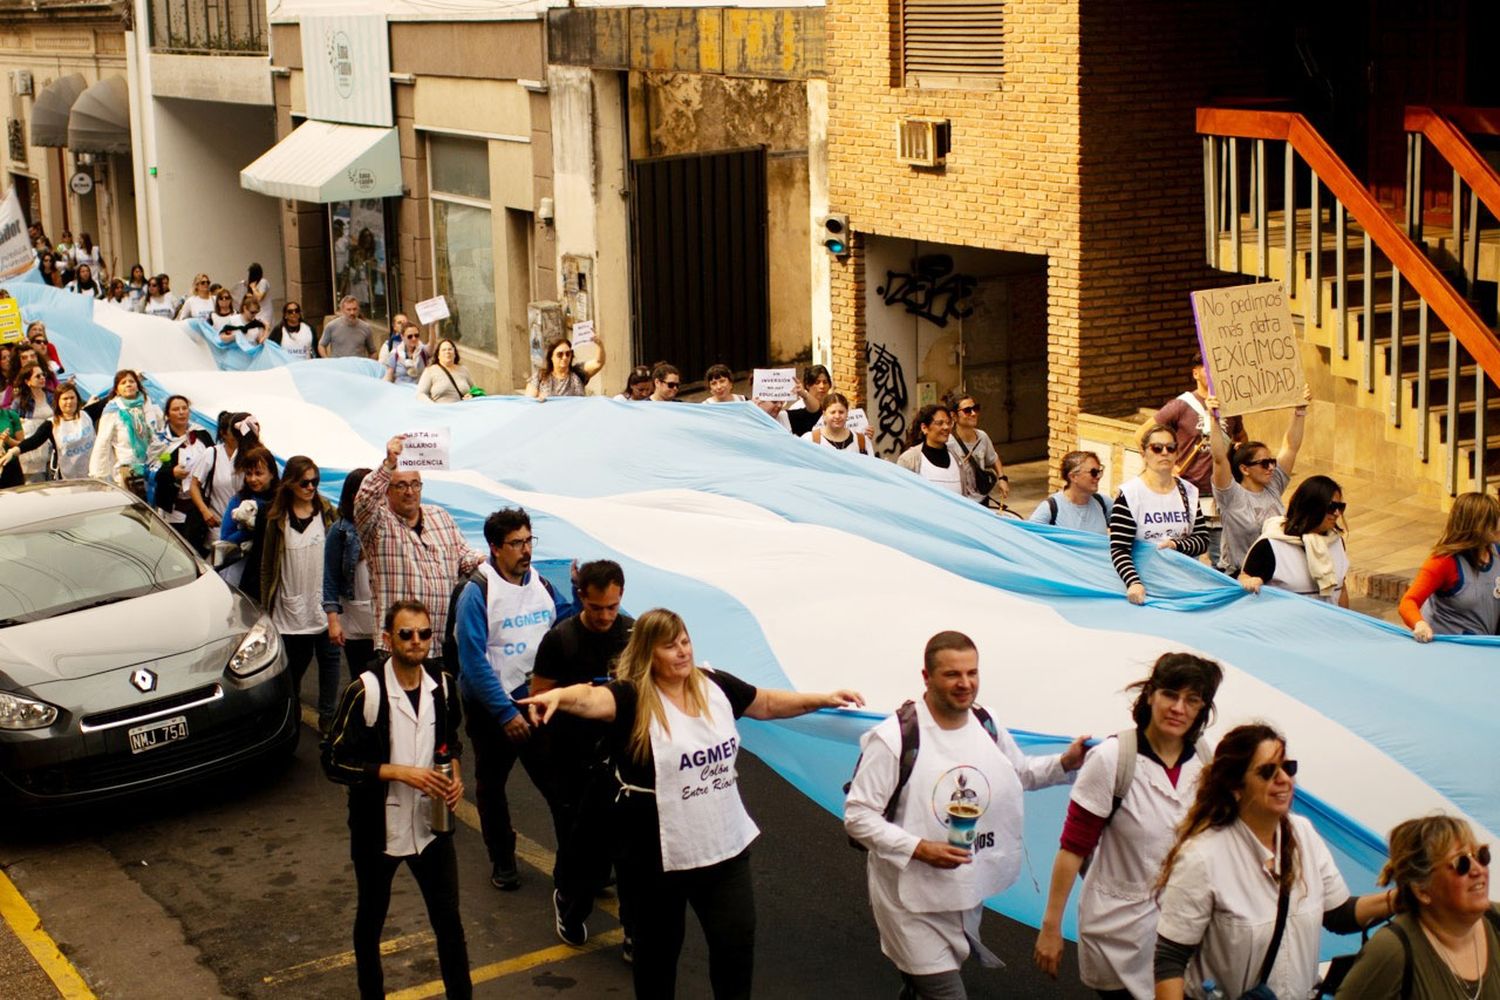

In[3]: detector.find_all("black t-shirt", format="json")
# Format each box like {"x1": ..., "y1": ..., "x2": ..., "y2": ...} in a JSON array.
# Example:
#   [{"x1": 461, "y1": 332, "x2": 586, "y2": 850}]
[
  {"x1": 921, "y1": 443, "x2": 951, "y2": 467},
  {"x1": 1242, "y1": 537, "x2": 1276, "y2": 581},
  {"x1": 604, "y1": 669, "x2": 757, "y2": 870},
  {"x1": 788, "y1": 407, "x2": 820, "y2": 437},
  {"x1": 532, "y1": 613, "x2": 634, "y2": 763}
]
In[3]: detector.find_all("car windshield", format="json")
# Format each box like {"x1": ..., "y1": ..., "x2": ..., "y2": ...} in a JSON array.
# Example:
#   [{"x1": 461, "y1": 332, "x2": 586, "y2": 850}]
[{"x1": 0, "y1": 506, "x2": 201, "y2": 626}]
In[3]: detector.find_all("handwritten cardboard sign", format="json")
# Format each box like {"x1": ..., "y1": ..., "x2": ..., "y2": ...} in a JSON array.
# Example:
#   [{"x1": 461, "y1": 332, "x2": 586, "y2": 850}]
[
  {"x1": 397, "y1": 428, "x2": 451, "y2": 471},
  {"x1": 752, "y1": 368, "x2": 797, "y2": 403},
  {"x1": 570, "y1": 320, "x2": 595, "y2": 347},
  {"x1": 1190, "y1": 280, "x2": 1304, "y2": 417},
  {"x1": 414, "y1": 295, "x2": 450, "y2": 326},
  {"x1": 0, "y1": 299, "x2": 21, "y2": 344}
]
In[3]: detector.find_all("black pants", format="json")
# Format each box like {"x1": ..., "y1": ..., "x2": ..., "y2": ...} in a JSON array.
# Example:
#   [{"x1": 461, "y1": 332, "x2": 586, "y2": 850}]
[
  {"x1": 617, "y1": 848, "x2": 754, "y2": 1000},
  {"x1": 282, "y1": 630, "x2": 342, "y2": 727},
  {"x1": 352, "y1": 835, "x2": 471, "y2": 999},
  {"x1": 549, "y1": 756, "x2": 615, "y2": 926},
  {"x1": 463, "y1": 699, "x2": 554, "y2": 864},
  {"x1": 343, "y1": 637, "x2": 376, "y2": 680}
]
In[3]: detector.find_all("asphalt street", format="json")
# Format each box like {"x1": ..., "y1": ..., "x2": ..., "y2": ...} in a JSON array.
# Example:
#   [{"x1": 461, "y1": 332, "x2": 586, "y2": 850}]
[{"x1": 0, "y1": 694, "x2": 1098, "y2": 1000}]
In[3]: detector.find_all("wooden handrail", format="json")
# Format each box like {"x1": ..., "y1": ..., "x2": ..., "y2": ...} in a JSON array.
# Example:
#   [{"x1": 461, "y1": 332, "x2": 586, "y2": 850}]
[
  {"x1": 1404, "y1": 106, "x2": 1500, "y2": 224},
  {"x1": 1421, "y1": 105, "x2": 1500, "y2": 138},
  {"x1": 1197, "y1": 107, "x2": 1500, "y2": 380}
]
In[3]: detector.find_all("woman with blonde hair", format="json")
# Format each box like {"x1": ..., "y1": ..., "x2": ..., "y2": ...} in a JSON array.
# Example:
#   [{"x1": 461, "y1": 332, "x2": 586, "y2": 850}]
[
  {"x1": 519, "y1": 608, "x2": 863, "y2": 998},
  {"x1": 1399, "y1": 493, "x2": 1500, "y2": 641},
  {"x1": 1335, "y1": 814, "x2": 1498, "y2": 997},
  {"x1": 1110, "y1": 423, "x2": 1209, "y2": 605},
  {"x1": 1153, "y1": 724, "x2": 1392, "y2": 1000}
]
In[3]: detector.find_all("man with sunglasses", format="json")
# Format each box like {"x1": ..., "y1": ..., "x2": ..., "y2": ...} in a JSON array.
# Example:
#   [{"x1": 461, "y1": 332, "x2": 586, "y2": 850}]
[
  {"x1": 1153, "y1": 355, "x2": 1247, "y2": 566},
  {"x1": 323, "y1": 599, "x2": 473, "y2": 999},
  {"x1": 649, "y1": 362, "x2": 682, "y2": 402},
  {"x1": 354, "y1": 435, "x2": 485, "y2": 660},
  {"x1": 454, "y1": 507, "x2": 578, "y2": 891}
]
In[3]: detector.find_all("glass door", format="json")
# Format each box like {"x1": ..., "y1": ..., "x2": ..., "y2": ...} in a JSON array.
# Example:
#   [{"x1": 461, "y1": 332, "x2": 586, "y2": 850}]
[{"x1": 328, "y1": 198, "x2": 393, "y2": 327}]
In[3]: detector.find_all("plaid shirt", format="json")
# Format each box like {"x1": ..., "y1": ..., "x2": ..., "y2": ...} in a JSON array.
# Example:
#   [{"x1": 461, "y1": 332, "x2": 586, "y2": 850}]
[{"x1": 354, "y1": 462, "x2": 484, "y2": 651}]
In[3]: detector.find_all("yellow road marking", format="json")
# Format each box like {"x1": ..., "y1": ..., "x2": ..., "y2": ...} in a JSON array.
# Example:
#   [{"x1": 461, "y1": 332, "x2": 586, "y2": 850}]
[
  {"x1": 386, "y1": 929, "x2": 627, "y2": 1000},
  {"x1": 0, "y1": 867, "x2": 97, "y2": 999},
  {"x1": 261, "y1": 931, "x2": 435, "y2": 985}
]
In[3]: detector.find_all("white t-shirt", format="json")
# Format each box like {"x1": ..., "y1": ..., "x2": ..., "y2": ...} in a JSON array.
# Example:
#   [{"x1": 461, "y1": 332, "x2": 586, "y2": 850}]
[
  {"x1": 1156, "y1": 814, "x2": 1350, "y2": 1000},
  {"x1": 143, "y1": 294, "x2": 179, "y2": 319},
  {"x1": 1117, "y1": 477, "x2": 1199, "y2": 544},
  {"x1": 276, "y1": 323, "x2": 315, "y2": 361}
]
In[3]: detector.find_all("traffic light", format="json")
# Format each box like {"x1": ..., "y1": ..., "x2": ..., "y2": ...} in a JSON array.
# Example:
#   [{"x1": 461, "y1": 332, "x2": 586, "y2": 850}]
[{"x1": 819, "y1": 213, "x2": 850, "y2": 258}]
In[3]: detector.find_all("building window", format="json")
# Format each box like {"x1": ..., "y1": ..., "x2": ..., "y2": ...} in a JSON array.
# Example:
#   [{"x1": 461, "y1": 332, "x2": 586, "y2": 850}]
[
  {"x1": 901, "y1": 0, "x2": 1005, "y2": 90},
  {"x1": 429, "y1": 135, "x2": 495, "y2": 355}
]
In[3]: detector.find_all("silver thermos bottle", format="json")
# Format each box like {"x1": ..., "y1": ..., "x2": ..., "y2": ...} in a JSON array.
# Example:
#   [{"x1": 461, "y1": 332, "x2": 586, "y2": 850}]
[{"x1": 430, "y1": 748, "x2": 455, "y2": 833}]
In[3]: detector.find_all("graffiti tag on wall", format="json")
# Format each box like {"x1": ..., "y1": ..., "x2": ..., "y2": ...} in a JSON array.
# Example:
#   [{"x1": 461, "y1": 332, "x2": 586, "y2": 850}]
[
  {"x1": 876, "y1": 254, "x2": 977, "y2": 328},
  {"x1": 864, "y1": 341, "x2": 909, "y2": 458}
]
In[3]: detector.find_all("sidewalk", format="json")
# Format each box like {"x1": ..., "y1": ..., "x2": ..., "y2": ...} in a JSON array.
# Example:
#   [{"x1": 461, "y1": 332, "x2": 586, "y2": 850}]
[
  {"x1": 0, "y1": 919, "x2": 61, "y2": 1000},
  {"x1": 0, "y1": 867, "x2": 85, "y2": 1000}
]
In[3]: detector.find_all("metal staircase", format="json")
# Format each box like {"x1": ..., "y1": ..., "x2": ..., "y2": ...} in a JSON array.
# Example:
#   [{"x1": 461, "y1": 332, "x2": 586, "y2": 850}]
[{"x1": 1197, "y1": 107, "x2": 1500, "y2": 500}]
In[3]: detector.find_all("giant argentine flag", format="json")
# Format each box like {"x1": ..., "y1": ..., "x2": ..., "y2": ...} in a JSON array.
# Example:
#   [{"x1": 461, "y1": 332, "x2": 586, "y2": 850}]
[{"x1": 22, "y1": 288, "x2": 1500, "y2": 955}]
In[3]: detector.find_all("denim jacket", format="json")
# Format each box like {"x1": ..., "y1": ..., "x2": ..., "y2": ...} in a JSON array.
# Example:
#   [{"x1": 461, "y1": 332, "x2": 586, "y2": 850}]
[{"x1": 322, "y1": 516, "x2": 364, "y2": 613}]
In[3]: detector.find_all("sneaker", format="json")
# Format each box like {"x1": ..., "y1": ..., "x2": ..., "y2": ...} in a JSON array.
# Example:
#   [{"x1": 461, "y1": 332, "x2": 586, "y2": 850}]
[
  {"x1": 621, "y1": 933, "x2": 633, "y2": 964},
  {"x1": 490, "y1": 858, "x2": 520, "y2": 891},
  {"x1": 553, "y1": 890, "x2": 587, "y2": 947}
]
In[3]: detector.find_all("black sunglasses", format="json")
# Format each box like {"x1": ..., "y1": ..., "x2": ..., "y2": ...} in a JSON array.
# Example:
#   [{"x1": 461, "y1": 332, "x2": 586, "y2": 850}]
[
  {"x1": 1075, "y1": 466, "x2": 1105, "y2": 478},
  {"x1": 959, "y1": 405, "x2": 980, "y2": 414},
  {"x1": 1244, "y1": 458, "x2": 1278, "y2": 470},
  {"x1": 1254, "y1": 759, "x2": 1298, "y2": 781},
  {"x1": 296, "y1": 477, "x2": 319, "y2": 488},
  {"x1": 1450, "y1": 845, "x2": 1491, "y2": 877},
  {"x1": 1146, "y1": 442, "x2": 1179, "y2": 455},
  {"x1": 395, "y1": 627, "x2": 434, "y2": 641},
  {"x1": 662, "y1": 380, "x2": 680, "y2": 389},
  {"x1": 1327, "y1": 501, "x2": 1348, "y2": 515}
]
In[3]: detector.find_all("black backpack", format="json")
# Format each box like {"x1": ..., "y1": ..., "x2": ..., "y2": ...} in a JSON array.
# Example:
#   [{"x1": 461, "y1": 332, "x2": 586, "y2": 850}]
[
  {"x1": 1315, "y1": 909, "x2": 1500, "y2": 998},
  {"x1": 844, "y1": 699, "x2": 999, "y2": 850},
  {"x1": 1045, "y1": 492, "x2": 1109, "y2": 524}
]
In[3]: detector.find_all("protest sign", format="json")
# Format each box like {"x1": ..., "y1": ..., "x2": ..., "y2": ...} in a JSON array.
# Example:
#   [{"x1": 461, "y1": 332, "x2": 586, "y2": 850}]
[
  {"x1": 752, "y1": 367, "x2": 797, "y2": 403},
  {"x1": 1190, "y1": 280, "x2": 1304, "y2": 417},
  {"x1": 846, "y1": 407, "x2": 870, "y2": 435},
  {"x1": 570, "y1": 320, "x2": 595, "y2": 346},
  {"x1": 397, "y1": 428, "x2": 451, "y2": 471},
  {"x1": 414, "y1": 295, "x2": 450, "y2": 325},
  {"x1": 0, "y1": 299, "x2": 22, "y2": 344},
  {"x1": 0, "y1": 188, "x2": 33, "y2": 281}
]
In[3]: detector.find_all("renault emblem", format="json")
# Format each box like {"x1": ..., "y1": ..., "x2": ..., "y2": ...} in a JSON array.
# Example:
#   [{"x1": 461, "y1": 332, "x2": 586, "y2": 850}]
[{"x1": 130, "y1": 668, "x2": 157, "y2": 693}]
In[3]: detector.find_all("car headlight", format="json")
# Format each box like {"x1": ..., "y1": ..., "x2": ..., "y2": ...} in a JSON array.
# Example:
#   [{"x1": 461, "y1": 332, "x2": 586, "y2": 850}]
[
  {"x1": 228, "y1": 617, "x2": 282, "y2": 678},
  {"x1": 0, "y1": 691, "x2": 58, "y2": 730}
]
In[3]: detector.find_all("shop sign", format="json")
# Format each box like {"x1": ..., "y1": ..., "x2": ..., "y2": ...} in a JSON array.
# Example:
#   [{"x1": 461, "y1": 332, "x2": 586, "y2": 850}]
[{"x1": 302, "y1": 15, "x2": 392, "y2": 128}]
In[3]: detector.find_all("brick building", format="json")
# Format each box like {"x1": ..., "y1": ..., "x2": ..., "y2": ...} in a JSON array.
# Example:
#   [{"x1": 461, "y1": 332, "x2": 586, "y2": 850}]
[{"x1": 823, "y1": 0, "x2": 1276, "y2": 466}]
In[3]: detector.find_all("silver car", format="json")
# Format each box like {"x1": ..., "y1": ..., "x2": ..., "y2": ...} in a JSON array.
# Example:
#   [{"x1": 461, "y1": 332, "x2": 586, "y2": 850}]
[{"x1": 0, "y1": 480, "x2": 297, "y2": 807}]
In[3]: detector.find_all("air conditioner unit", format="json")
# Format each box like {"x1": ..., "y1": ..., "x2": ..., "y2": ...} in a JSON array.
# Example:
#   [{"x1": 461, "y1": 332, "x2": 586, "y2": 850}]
[
  {"x1": 895, "y1": 117, "x2": 950, "y2": 168},
  {"x1": 11, "y1": 70, "x2": 32, "y2": 96}
]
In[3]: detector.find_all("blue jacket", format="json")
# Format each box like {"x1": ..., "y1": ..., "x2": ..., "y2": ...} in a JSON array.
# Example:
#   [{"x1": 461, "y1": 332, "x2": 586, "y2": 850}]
[
  {"x1": 321, "y1": 516, "x2": 363, "y2": 613},
  {"x1": 221, "y1": 491, "x2": 273, "y2": 543},
  {"x1": 456, "y1": 566, "x2": 577, "y2": 725}
]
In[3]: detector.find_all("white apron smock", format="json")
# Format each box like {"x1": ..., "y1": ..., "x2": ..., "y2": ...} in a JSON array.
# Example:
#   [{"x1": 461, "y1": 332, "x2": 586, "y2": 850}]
[
  {"x1": 359, "y1": 662, "x2": 441, "y2": 857},
  {"x1": 651, "y1": 679, "x2": 760, "y2": 872},
  {"x1": 54, "y1": 416, "x2": 95, "y2": 480},
  {"x1": 919, "y1": 452, "x2": 963, "y2": 494},
  {"x1": 1118, "y1": 477, "x2": 1198, "y2": 544},
  {"x1": 1072, "y1": 737, "x2": 1205, "y2": 996},
  {"x1": 479, "y1": 563, "x2": 556, "y2": 694},
  {"x1": 858, "y1": 700, "x2": 1068, "y2": 975},
  {"x1": 19, "y1": 400, "x2": 53, "y2": 480},
  {"x1": 343, "y1": 559, "x2": 376, "y2": 640},
  {"x1": 1265, "y1": 535, "x2": 1349, "y2": 603},
  {"x1": 271, "y1": 515, "x2": 327, "y2": 635}
]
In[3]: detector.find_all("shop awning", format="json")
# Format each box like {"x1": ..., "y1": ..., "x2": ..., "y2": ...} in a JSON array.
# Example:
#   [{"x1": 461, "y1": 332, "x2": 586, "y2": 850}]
[
  {"x1": 68, "y1": 76, "x2": 131, "y2": 155},
  {"x1": 30, "y1": 73, "x2": 87, "y2": 148},
  {"x1": 240, "y1": 120, "x2": 402, "y2": 203}
]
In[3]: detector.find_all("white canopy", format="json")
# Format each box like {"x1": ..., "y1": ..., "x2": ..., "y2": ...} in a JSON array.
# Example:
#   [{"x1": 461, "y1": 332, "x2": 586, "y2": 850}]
[{"x1": 239, "y1": 119, "x2": 401, "y2": 203}]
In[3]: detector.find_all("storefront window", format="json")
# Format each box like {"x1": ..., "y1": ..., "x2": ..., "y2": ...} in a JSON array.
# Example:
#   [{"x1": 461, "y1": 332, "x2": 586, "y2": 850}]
[
  {"x1": 329, "y1": 199, "x2": 390, "y2": 326},
  {"x1": 429, "y1": 135, "x2": 494, "y2": 355}
]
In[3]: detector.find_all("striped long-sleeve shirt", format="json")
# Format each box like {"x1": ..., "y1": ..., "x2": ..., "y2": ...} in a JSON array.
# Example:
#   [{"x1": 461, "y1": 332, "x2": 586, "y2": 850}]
[
  {"x1": 354, "y1": 462, "x2": 485, "y2": 651},
  {"x1": 1108, "y1": 479, "x2": 1209, "y2": 590}
]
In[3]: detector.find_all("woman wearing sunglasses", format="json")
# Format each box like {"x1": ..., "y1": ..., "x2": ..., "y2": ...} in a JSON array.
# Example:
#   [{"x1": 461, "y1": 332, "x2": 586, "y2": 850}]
[
  {"x1": 260, "y1": 455, "x2": 342, "y2": 732},
  {"x1": 1399, "y1": 492, "x2": 1500, "y2": 642},
  {"x1": 1031, "y1": 450, "x2": 1112, "y2": 534},
  {"x1": 269, "y1": 302, "x2": 316, "y2": 361},
  {"x1": 1335, "y1": 815, "x2": 1497, "y2": 998},
  {"x1": 1238, "y1": 474, "x2": 1351, "y2": 607},
  {"x1": 142, "y1": 275, "x2": 179, "y2": 319},
  {"x1": 1110, "y1": 424, "x2": 1209, "y2": 605},
  {"x1": 1154, "y1": 723, "x2": 1393, "y2": 1000},
  {"x1": 1205, "y1": 388, "x2": 1309, "y2": 577},
  {"x1": 524, "y1": 335, "x2": 607, "y2": 399},
  {"x1": 174, "y1": 274, "x2": 215, "y2": 321},
  {"x1": 24, "y1": 323, "x2": 63, "y2": 375}
]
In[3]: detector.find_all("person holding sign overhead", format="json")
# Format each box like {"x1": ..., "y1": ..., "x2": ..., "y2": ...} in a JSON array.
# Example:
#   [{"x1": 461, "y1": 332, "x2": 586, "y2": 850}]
[
  {"x1": 519, "y1": 608, "x2": 864, "y2": 999},
  {"x1": 1109, "y1": 424, "x2": 1210, "y2": 605},
  {"x1": 1206, "y1": 386, "x2": 1310, "y2": 577},
  {"x1": 525, "y1": 335, "x2": 606, "y2": 399}
]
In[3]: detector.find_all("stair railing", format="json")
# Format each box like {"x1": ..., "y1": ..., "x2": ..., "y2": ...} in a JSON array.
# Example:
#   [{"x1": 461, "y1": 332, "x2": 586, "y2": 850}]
[{"x1": 1199, "y1": 107, "x2": 1500, "y2": 495}]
